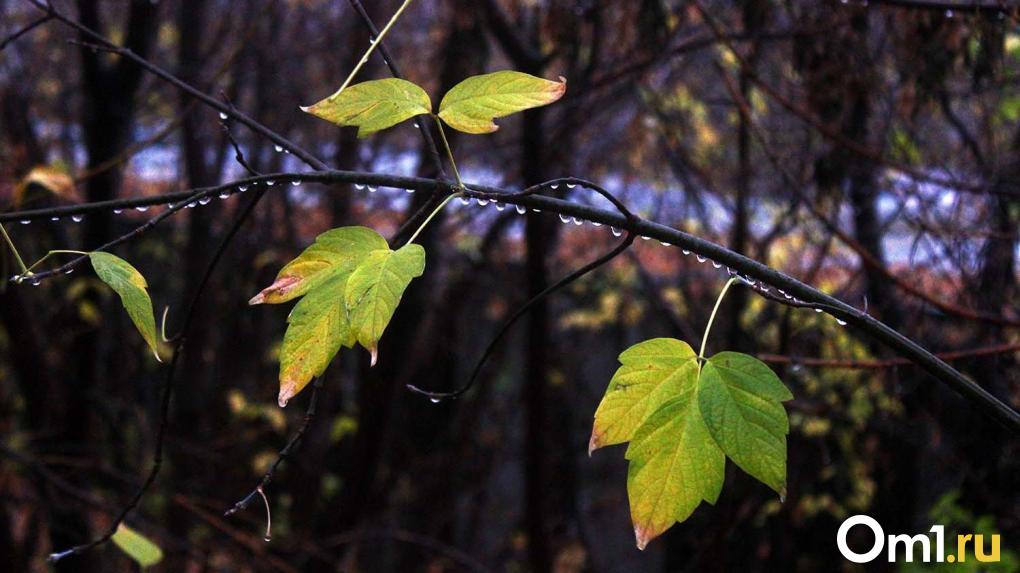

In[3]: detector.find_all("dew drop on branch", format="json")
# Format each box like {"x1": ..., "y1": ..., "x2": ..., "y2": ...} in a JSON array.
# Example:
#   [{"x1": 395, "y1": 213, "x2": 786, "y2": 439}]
[
  {"x1": 20, "y1": 220, "x2": 30, "y2": 225},
  {"x1": 135, "y1": 206, "x2": 150, "y2": 212},
  {"x1": 218, "y1": 112, "x2": 228, "y2": 120},
  {"x1": 291, "y1": 180, "x2": 301, "y2": 187},
  {"x1": 355, "y1": 184, "x2": 365, "y2": 190},
  {"x1": 71, "y1": 215, "x2": 84, "y2": 223},
  {"x1": 219, "y1": 191, "x2": 231, "y2": 199},
  {"x1": 199, "y1": 197, "x2": 212, "y2": 205},
  {"x1": 559, "y1": 214, "x2": 571, "y2": 224},
  {"x1": 611, "y1": 227, "x2": 622, "y2": 237},
  {"x1": 274, "y1": 145, "x2": 284, "y2": 153},
  {"x1": 266, "y1": 180, "x2": 275, "y2": 186},
  {"x1": 515, "y1": 205, "x2": 527, "y2": 214}
]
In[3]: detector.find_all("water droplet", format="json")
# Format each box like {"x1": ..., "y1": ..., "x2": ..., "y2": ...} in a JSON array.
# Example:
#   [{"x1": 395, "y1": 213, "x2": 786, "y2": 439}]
[
  {"x1": 515, "y1": 205, "x2": 526, "y2": 214},
  {"x1": 30, "y1": 277, "x2": 41, "y2": 286},
  {"x1": 198, "y1": 197, "x2": 212, "y2": 205},
  {"x1": 64, "y1": 268, "x2": 74, "y2": 275},
  {"x1": 404, "y1": 188, "x2": 414, "y2": 193},
  {"x1": 566, "y1": 183, "x2": 577, "y2": 189},
  {"x1": 682, "y1": 249, "x2": 690, "y2": 255},
  {"x1": 760, "y1": 286, "x2": 770, "y2": 293},
  {"x1": 71, "y1": 215, "x2": 84, "y2": 223},
  {"x1": 429, "y1": 397, "x2": 442, "y2": 404},
  {"x1": 836, "y1": 319, "x2": 847, "y2": 326},
  {"x1": 218, "y1": 112, "x2": 228, "y2": 120},
  {"x1": 367, "y1": 186, "x2": 377, "y2": 193},
  {"x1": 274, "y1": 145, "x2": 284, "y2": 153},
  {"x1": 264, "y1": 535, "x2": 272, "y2": 542},
  {"x1": 266, "y1": 180, "x2": 275, "y2": 186},
  {"x1": 355, "y1": 184, "x2": 365, "y2": 190},
  {"x1": 727, "y1": 267, "x2": 738, "y2": 276},
  {"x1": 459, "y1": 197, "x2": 471, "y2": 205},
  {"x1": 477, "y1": 198, "x2": 490, "y2": 206},
  {"x1": 696, "y1": 255, "x2": 707, "y2": 263},
  {"x1": 291, "y1": 180, "x2": 301, "y2": 187},
  {"x1": 640, "y1": 236, "x2": 651, "y2": 241},
  {"x1": 278, "y1": 396, "x2": 289, "y2": 408},
  {"x1": 814, "y1": 308, "x2": 822, "y2": 313},
  {"x1": 50, "y1": 217, "x2": 59, "y2": 221},
  {"x1": 591, "y1": 222, "x2": 602, "y2": 227},
  {"x1": 495, "y1": 202, "x2": 505, "y2": 211},
  {"x1": 711, "y1": 261, "x2": 722, "y2": 269},
  {"x1": 239, "y1": 185, "x2": 249, "y2": 192},
  {"x1": 135, "y1": 206, "x2": 149, "y2": 212},
  {"x1": 572, "y1": 217, "x2": 583, "y2": 225},
  {"x1": 611, "y1": 227, "x2": 622, "y2": 237},
  {"x1": 413, "y1": 122, "x2": 421, "y2": 129},
  {"x1": 48, "y1": 550, "x2": 75, "y2": 563},
  {"x1": 550, "y1": 184, "x2": 560, "y2": 189},
  {"x1": 114, "y1": 209, "x2": 124, "y2": 214},
  {"x1": 219, "y1": 191, "x2": 231, "y2": 199},
  {"x1": 559, "y1": 214, "x2": 571, "y2": 224},
  {"x1": 19, "y1": 220, "x2": 30, "y2": 225},
  {"x1": 186, "y1": 202, "x2": 196, "y2": 209},
  {"x1": 532, "y1": 208, "x2": 541, "y2": 213},
  {"x1": 659, "y1": 241, "x2": 670, "y2": 246},
  {"x1": 744, "y1": 277, "x2": 756, "y2": 286},
  {"x1": 945, "y1": 9, "x2": 953, "y2": 18}
]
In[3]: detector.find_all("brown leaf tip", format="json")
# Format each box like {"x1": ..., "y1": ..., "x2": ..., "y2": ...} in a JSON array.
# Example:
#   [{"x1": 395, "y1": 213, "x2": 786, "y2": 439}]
[
  {"x1": 588, "y1": 430, "x2": 604, "y2": 457},
  {"x1": 278, "y1": 381, "x2": 298, "y2": 408},
  {"x1": 634, "y1": 525, "x2": 652, "y2": 551},
  {"x1": 250, "y1": 275, "x2": 301, "y2": 305}
]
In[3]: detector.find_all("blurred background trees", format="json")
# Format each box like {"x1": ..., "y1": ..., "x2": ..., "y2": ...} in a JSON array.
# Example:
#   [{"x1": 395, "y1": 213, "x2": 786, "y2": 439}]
[{"x1": 0, "y1": 0, "x2": 1018, "y2": 571}]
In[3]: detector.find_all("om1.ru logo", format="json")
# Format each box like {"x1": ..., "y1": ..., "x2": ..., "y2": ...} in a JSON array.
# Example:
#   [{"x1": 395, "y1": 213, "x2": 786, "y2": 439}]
[{"x1": 837, "y1": 515, "x2": 1002, "y2": 564}]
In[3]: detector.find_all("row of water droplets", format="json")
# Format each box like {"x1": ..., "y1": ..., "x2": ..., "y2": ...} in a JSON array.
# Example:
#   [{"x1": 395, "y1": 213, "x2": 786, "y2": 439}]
[{"x1": 348, "y1": 180, "x2": 850, "y2": 328}]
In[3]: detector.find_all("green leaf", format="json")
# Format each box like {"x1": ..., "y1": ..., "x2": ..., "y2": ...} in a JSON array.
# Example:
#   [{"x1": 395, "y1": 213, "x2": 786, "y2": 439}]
[
  {"x1": 698, "y1": 351, "x2": 793, "y2": 495},
  {"x1": 277, "y1": 274, "x2": 354, "y2": 407},
  {"x1": 624, "y1": 385, "x2": 725, "y2": 550},
  {"x1": 344, "y1": 243, "x2": 425, "y2": 365},
  {"x1": 590, "y1": 339, "x2": 792, "y2": 550},
  {"x1": 589, "y1": 338, "x2": 698, "y2": 454},
  {"x1": 89, "y1": 252, "x2": 160, "y2": 361},
  {"x1": 250, "y1": 226, "x2": 387, "y2": 305},
  {"x1": 253, "y1": 227, "x2": 387, "y2": 406},
  {"x1": 111, "y1": 524, "x2": 163, "y2": 568},
  {"x1": 301, "y1": 78, "x2": 432, "y2": 137},
  {"x1": 437, "y1": 70, "x2": 566, "y2": 134}
]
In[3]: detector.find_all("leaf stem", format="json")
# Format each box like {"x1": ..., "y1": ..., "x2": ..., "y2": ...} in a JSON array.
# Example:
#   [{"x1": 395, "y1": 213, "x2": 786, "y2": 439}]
[
  {"x1": 406, "y1": 192, "x2": 462, "y2": 245},
  {"x1": 699, "y1": 277, "x2": 739, "y2": 360},
  {"x1": 328, "y1": 0, "x2": 415, "y2": 100},
  {"x1": 0, "y1": 223, "x2": 29, "y2": 275},
  {"x1": 18, "y1": 249, "x2": 89, "y2": 278},
  {"x1": 434, "y1": 117, "x2": 464, "y2": 188}
]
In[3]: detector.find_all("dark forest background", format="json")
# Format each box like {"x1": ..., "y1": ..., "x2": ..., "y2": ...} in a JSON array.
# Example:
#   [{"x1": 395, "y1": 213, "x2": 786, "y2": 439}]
[{"x1": 1, "y1": 0, "x2": 1019, "y2": 571}]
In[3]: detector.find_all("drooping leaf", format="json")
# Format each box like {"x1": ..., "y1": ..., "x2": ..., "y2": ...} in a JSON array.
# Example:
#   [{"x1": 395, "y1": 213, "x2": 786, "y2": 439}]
[
  {"x1": 301, "y1": 78, "x2": 432, "y2": 137},
  {"x1": 89, "y1": 252, "x2": 160, "y2": 361},
  {"x1": 250, "y1": 226, "x2": 387, "y2": 305},
  {"x1": 277, "y1": 274, "x2": 355, "y2": 407},
  {"x1": 589, "y1": 338, "x2": 698, "y2": 454},
  {"x1": 624, "y1": 384, "x2": 725, "y2": 550},
  {"x1": 437, "y1": 71, "x2": 566, "y2": 134},
  {"x1": 15, "y1": 164, "x2": 77, "y2": 206},
  {"x1": 111, "y1": 524, "x2": 163, "y2": 568},
  {"x1": 344, "y1": 243, "x2": 425, "y2": 365},
  {"x1": 698, "y1": 351, "x2": 793, "y2": 495}
]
